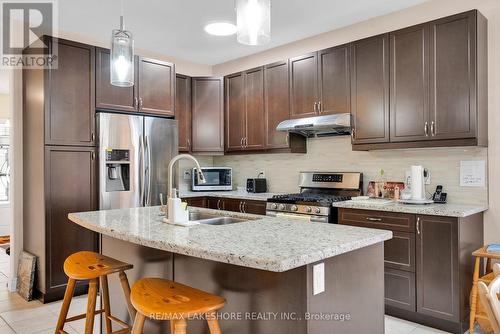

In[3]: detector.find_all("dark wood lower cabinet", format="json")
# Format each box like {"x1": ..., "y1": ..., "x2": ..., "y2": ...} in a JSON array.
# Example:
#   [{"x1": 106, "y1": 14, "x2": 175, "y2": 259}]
[
  {"x1": 183, "y1": 196, "x2": 266, "y2": 216},
  {"x1": 339, "y1": 208, "x2": 483, "y2": 334}
]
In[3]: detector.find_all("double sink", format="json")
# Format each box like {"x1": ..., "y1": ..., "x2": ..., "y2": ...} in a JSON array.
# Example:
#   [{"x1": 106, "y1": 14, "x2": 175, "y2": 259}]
[{"x1": 188, "y1": 211, "x2": 250, "y2": 226}]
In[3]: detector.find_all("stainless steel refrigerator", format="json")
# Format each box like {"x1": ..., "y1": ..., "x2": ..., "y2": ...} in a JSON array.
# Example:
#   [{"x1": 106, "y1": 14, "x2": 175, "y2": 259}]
[{"x1": 98, "y1": 112, "x2": 178, "y2": 209}]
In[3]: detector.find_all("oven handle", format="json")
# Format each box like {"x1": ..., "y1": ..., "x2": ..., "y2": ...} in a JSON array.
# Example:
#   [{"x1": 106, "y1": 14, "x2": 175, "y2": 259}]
[{"x1": 268, "y1": 212, "x2": 329, "y2": 223}]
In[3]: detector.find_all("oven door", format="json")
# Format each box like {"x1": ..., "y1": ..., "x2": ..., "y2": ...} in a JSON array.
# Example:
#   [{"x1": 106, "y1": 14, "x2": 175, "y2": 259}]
[
  {"x1": 266, "y1": 211, "x2": 329, "y2": 223},
  {"x1": 192, "y1": 167, "x2": 232, "y2": 191}
]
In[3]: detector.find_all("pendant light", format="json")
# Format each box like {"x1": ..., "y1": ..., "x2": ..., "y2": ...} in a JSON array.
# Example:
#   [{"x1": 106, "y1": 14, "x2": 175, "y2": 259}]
[
  {"x1": 236, "y1": 0, "x2": 271, "y2": 46},
  {"x1": 110, "y1": 0, "x2": 134, "y2": 87}
]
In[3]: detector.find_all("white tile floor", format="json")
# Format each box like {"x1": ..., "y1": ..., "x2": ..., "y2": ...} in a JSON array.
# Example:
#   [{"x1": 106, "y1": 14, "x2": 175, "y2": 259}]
[{"x1": 0, "y1": 250, "x2": 487, "y2": 333}]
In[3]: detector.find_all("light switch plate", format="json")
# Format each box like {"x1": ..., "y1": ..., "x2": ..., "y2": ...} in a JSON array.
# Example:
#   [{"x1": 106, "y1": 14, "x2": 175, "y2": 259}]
[{"x1": 313, "y1": 262, "x2": 325, "y2": 295}]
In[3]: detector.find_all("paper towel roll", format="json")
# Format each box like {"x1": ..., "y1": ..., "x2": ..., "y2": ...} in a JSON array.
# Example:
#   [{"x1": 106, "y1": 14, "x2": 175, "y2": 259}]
[{"x1": 411, "y1": 166, "x2": 425, "y2": 200}]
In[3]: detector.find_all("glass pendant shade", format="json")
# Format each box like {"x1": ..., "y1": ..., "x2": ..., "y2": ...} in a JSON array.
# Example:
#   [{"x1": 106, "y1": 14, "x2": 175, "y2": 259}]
[
  {"x1": 236, "y1": 0, "x2": 271, "y2": 46},
  {"x1": 110, "y1": 22, "x2": 134, "y2": 87}
]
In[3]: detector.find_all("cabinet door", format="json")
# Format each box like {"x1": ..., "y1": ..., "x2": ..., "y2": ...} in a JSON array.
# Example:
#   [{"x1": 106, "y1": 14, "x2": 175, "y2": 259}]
[
  {"x1": 289, "y1": 52, "x2": 318, "y2": 118},
  {"x1": 45, "y1": 146, "x2": 98, "y2": 291},
  {"x1": 242, "y1": 200, "x2": 266, "y2": 215},
  {"x1": 244, "y1": 67, "x2": 265, "y2": 150},
  {"x1": 222, "y1": 198, "x2": 243, "y2": 213},
  {"x1": 95, "y1": 47, "x2": 137, "y2": 112},
  {"x1": 385, "y1": 231, "x2": 415, "y2": 272},
  {"x1": 350, "y1": 34, "x2": 390, "y2": 144},
  {"x1": 390, "y1": 25, "x2": 430, "y2": 142},
  {"x1": 176, "y1": 74, "x2": 191, "y2": 152},
  {"x1": 385, "y1": 268, "x2": 416, "y2": 312},
  {"x1": 318, "y1": 45, "x2": 350, "y2": 115},
  {"x1": 225, "y1": 73, "x2": 246, "y2": 151},
  {"x1": 138, "y1": 57, "x2": 175, "y2": 116},
  {"x1": 207, "y1": 197, "x2": 223, "y2": 210},
  {"x1": 184, "y1": 197, "x2": 206, "y2": 208},
  {"x1": 429, "y1": 12, "x2": 476, "y2": 140},
  {"x1": 46, "y1": 39, "x2": 95, "y2": 146},
  {"x1": 416, "y1": 215, "x2": 459, "y2": 322},
  {"x1": 265, "y1": 61, "x2": 290, "y2": 149},
  {"x1": 191, "y1": 78, "x2": 224, "y2": 153}
]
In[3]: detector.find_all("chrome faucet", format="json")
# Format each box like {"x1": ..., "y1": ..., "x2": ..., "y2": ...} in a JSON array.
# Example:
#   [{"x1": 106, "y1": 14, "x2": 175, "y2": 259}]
[{"x1": 167, "y1": 154, "x2": 206, "y2": 199}]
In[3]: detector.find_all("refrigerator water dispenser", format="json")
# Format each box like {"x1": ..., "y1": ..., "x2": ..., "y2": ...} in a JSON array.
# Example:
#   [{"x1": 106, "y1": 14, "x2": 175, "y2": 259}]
[{"x1": 105, "y1": 149, "x2": 130, "y2": 192}]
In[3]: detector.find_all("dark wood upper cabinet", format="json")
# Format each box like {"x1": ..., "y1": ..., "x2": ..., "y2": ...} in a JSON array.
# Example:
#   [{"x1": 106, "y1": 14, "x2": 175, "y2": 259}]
[
  {"x1": 137, "y1": 57, "x2": 175, "y2": 116},
  {"x1": 318, "y1": 45, "x2": 351, "y2": 115},
  {"x1": 45, "y1": 146, "x2": 99, "y2": 290},
  {"x1": 416, "y1": 215, "x2": 459, "y2": 322},
  {"x1": 191, "y1": 77, "x2": 224, "y2": 153},
  {"x1": 350, "y1": 34, "x2": 390, "y2": 144},
  {"x1": 289, "y1": 52, "x2": 318, "y2": 118},
  {"x1": 225, "y1": 72, "x2": 246, "y2": 151},
  {"x1": 46, "y1": 38, "x2": 95, "y2": 146},
  {"x1": 244, "y1": 67, "x2": 265, "y2": 150},
  {"x1": 175, "y1": 74, "x2": 191, "y2": 152},
  {"x1": 429, "y1": 12, "x2": 476, "y2": 140},
  {"x1": 390, "y1": 24, "x2": 430, "y2": 142},
  {"x1": 265, "y1": 61, "x2": 290, "y2": 149},
  {"x1": 95, "y1": 48, "x2": 137, "y2": 112},
  {"x1": 96, "y1": 51, "x2": 175, "y2": 116}
]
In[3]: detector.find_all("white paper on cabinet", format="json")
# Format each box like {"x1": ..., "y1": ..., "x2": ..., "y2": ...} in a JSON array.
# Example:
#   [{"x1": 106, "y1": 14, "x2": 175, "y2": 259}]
[{"x1": 460, "y1": 160, "x2": 486, "y2": 187}]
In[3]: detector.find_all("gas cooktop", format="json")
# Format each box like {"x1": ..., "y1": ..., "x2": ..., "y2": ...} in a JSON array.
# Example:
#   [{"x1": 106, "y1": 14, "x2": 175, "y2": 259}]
[{"x1": 268, "y1": 193, "x2": 353, "y2": 206}]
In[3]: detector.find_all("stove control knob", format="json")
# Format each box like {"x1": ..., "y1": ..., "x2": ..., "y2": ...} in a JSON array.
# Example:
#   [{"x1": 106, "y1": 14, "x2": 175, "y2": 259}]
[
  {"x1": 279, "y1": 204, "x2": 286, "y2": 210},
  {"x1": 315, "y1": 207, "x2": 321, "y2": 214},
  {"x1": 271, "y1": 203, "x2": 278, "y2": 210},
  {"x1": 306, "y1": 206, "x2": 312, "y2": 213},
  {"x1": 291, "y1": 205, "x2": 298, "y2": 212}
]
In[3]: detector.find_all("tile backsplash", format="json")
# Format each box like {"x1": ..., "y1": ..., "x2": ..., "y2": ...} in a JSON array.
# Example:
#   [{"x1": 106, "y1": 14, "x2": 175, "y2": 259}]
[{"x1": 210, "y1": 136, "x2": 488, "y2": 205}]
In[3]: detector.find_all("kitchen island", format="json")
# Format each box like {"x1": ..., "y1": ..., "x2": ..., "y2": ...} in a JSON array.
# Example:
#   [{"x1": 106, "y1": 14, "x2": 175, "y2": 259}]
[{"x1": 69, "y1": 206, "x2": 392, "y2": 334}]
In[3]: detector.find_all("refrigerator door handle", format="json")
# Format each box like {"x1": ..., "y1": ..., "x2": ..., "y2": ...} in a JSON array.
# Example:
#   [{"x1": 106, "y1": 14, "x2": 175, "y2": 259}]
[
  {"x1": 139, "y1": 135, "x2": 146, "y2": 206},
  {"x1": 145, "y1": 135, "x2": 152, "y2": 206}
]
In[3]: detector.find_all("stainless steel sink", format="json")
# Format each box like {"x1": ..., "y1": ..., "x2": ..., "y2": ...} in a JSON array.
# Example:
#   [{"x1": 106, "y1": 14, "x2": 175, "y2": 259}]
[{"x1": 188, "y1": 212, "x2": 248, "y2": 225}]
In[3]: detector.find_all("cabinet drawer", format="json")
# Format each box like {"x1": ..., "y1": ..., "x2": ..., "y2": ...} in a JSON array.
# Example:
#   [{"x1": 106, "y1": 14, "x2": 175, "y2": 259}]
[
  {"x1": 183, "y1": 197, "x2": 206, "y2": 208},
  {"x1": 339, "y1": 208, "x2": 415, "y2": 232},
  {"x1": 385, "y1": 231, "x2": 415, "y2": 272},
  {"x1": 385, "y1": 268, "x2": 416, "y2": 312}
]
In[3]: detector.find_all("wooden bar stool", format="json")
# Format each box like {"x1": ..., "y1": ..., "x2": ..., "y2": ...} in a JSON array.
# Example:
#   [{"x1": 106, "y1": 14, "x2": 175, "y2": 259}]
[
  {"x1": 55, "y1": 251, "x2": 136, "y2": 334},
  {"x1": 470, "y1": 246, "x2": 500, "y2": 333},
  {"x1": 130, "y1": 278, "x2": 226, "y2": 334}
]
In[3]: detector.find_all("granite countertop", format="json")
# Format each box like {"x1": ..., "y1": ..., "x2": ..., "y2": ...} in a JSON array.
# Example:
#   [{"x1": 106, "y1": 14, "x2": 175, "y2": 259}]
[
  {"x1": 331, "y1": 200, "x2": 488, "y2": 218},
  {"x1": 68, "y1": 206, "x2": 392, "y2": 272},
  {"x1": 180, "y1": 190, "x2": 278, "y2": 202}
]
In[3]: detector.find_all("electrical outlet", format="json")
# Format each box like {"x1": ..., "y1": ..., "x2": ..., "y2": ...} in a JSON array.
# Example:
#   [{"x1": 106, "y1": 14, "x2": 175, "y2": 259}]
[
  {"x1": 258, "y1": 170, "x2": 266, "y2": 178},
  {"x1": 313, "y1": 263, "x2": 325, "y2": 295},
  {"x1": 183, "y1": 170, "x2": 191, "y2": 180}
]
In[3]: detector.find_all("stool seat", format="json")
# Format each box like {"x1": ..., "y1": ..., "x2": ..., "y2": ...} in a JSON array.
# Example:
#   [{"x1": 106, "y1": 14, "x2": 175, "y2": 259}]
[
  {"x1": 63, "y1": 251, "x2": 133, "y2": 280},
  {"x1": 131, "y1": 278, "x2": 226, "y2": 319}
]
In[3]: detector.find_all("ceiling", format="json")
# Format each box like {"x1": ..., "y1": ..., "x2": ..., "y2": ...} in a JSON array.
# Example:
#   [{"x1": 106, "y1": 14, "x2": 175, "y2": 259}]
[{"x1": 59, "y1": 0, "x2": 427, "y2": 65}]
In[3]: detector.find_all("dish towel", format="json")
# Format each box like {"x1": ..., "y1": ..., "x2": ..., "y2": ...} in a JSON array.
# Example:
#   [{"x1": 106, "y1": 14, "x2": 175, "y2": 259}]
[{"x1": 486, "y1": 244, "x2": 500, "y2": 254}]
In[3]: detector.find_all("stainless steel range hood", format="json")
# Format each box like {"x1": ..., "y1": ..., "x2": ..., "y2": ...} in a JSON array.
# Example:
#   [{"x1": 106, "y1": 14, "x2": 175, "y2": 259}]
[{"x1": 276, "y1": 113, "x2": 351, "y2": 137}]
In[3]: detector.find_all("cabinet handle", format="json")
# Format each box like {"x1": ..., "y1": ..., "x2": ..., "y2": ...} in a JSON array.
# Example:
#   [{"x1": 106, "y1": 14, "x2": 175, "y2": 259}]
[
  {"x1": 91, "y1": 151, "x2": 95, "y2": 160},
  {"x1": 424, "y1": 122, "x2": 429, "y2": 137},
  {"x1": 239, "y1": 202, "x2": 243, "y2": 212},
  {"x1": 366, "y1": 217, "x2": 382, "y2": 222},
  {"x1": 244, "y1": 137, "x2": 248, "y2": 148},
  {"x1": 430, "y1": 121, "x2": 435, "y2": 136},
  {"x1": 91, "y1": 132, "x2": 95, "y2": 142},
  {"x1": 187, "y1": 139, "x2": 191, "y2": 151},
  {"x1": 134, "y1": 97, "x2": 139, "y2": 109},
  {"x1": 138, "y1": 97, "x2": 143, "y2": 110},
  {"x1": 416, "y1": 217, "x2": 421, "y2": 234},
  {"x1": 313, "y1": 102, "x2": 318, "y2": 113},
  {"x1": 285, "y1": 133, "x2": 289, "y2": 146},
  {"x1": 242, "y1": 202, "x2": 246, "y2": 213},
  {"x1": 318, "y1": 101, "x2": 322, "y2": 113},
  {"x1": 217, "y1": 199, "x2": 221, "y2": 210},
  {"x1": 351, "y1": 128, "x2": 356, "y2": 141},
  {"x1": 240, "y1": 138, "x2": 244, "y2": 148}
]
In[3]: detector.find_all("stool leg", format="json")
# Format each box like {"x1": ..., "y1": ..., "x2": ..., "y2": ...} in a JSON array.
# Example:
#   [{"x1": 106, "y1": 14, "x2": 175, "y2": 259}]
[
  {"x1": 119, "y1": 271, "x2": 136, "y2": 320},
  {"x1": 470, "y1": 257, "x2": 481, "y2": 334},
  {"x1": 100, "y1": 275, "x2": 112, "y2": 334},
  {"x1": 85, "y1": 278, "x2": 99, "y2": 334},
  {"x1": 172, "y1": 319, "x2": 187, "y2": 334},
  {"x1": 55, "y1": 278, "x2": 76, "y2": 332},
  {"x1": 131, "y1": 312, "x2": 146, "y2": 334},
  {"x1": 207, "y1": 313, "x2": 222, "y2": 334}
]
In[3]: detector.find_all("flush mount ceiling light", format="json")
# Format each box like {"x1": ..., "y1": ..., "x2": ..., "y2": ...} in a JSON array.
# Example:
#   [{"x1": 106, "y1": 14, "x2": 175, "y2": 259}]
[
  {"x1": 110, "y1": 0, "x2": 134, "y2": 87},
  {"x1": 204, "y1": 22, "x2": 237, "y2": 36},
  {"x1": 236, "y1": 0, "x2": 271, "y2": 46}
]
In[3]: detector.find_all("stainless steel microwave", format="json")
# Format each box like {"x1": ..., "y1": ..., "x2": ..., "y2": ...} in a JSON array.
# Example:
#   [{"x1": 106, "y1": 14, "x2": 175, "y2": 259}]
[{"x1": 192, "y1": 167, "x2": 233, "y2": 191}]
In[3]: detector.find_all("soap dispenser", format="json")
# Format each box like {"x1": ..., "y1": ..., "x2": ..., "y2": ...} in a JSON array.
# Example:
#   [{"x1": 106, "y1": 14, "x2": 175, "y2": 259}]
[{"x1": 167, "y1": 188, "x2": 188, "y2": 224}]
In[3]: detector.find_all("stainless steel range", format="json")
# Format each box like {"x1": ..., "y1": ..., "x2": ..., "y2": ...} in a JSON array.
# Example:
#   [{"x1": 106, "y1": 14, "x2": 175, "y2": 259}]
[{"x1": 266, "y1": 172, "x2": 363, "y2": 223}]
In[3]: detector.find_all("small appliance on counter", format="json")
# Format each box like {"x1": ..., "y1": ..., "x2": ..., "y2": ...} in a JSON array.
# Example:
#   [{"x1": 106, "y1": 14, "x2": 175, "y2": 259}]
[
  {"x1": 247, "y1": 178, "x2": 267, "y2": 193},
  {"x1": 432, "y1": 185, "x2": 447, "y2": 204},
  {"x1": 192, "y1": 167, "x2": 232, "y2": 191},
  {"x1": 398, "y1": 165, "x2": 434, "y2": 205}
]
